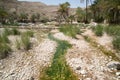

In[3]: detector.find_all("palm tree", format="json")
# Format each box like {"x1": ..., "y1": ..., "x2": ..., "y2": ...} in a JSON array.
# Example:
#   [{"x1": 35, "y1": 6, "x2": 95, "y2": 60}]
[
  {"x1": 58, "y1": 2, "x2": 70, "y2": 24},
  {"x1": 80, "y1": 0, "x2": 92, "y2": 23}
]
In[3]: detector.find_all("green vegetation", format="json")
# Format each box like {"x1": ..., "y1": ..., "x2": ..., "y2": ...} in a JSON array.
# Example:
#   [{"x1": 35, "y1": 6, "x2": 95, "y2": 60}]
[
  {"x1": 1, "y1": 32, "x2": 10, "y2": 43},
  {"x1": 21, "y1": 32, "x2": 31, "y2": 50},
  {"x1": 57, "y1": 2, "x2": 70, "y2": 24},
  {"x1": 105, "y1": 25, "x2": 120, "y2": 36},
  {"x1": 15, "y1": 39, "x2": 21, "y2": 50},
  {"x1": 0, "y1": 42, "x2": 11, "y2": 59},
  {"x1": 83, "y1": 35, "x2": 120, "y2": 61},
  {"x1": 105, "y1": 25, "x2": 120, "y2": 50},
  {"x1": 112, "y1": 37, "x2": 120, "y2": 50},
  {"x1": 59, "y1": 24, "x2": 81, "y2": 38},
  {"x1": 92, "y1": 25, "x2": 104, "y2": 36},
  {"x1": 4, "y1": 28, "x2": 20, "y2": 36},
  {"x1": 11, "y1": 28, "x2": 20, "y2": 35},
  {"x1": 0, "y1": 34, "x2": 11, "y2": 59},
  {"x1": 40, "y1": 34, "x2": 78, "y2": 80},
  {"x1": 25, "y1": 31, "x2": 34, "y2": 37}
]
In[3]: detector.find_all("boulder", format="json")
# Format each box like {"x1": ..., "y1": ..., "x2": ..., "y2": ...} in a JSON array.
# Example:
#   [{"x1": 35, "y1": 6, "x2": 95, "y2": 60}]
[{"x1": 107, "y1": 61, "x2": 120, "y2": 70}]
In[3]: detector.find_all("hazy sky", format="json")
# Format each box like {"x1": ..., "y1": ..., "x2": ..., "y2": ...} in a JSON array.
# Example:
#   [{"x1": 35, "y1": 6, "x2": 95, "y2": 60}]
[{"x1": 18, "y1": 0, "x2": 92, "y2": 8}]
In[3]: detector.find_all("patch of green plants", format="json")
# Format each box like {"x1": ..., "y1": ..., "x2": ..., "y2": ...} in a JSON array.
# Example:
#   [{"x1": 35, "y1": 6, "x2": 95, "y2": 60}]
[
  {"x1": 112, "y1": 36, "x2": 120, "y2": 50},
  {"x1": 0, "y1": 42, "x2": 11, "y2": 59},
  {"x1": 92, "y1": 25, "x2": 104, "y2": 36},
  {"x1": 0, "y1": 34, "x2": 11, "y2": 59},
  {"x1": 105, "y1": 25, "x2": 120, "y2": 50},
  {"x1": 1, "y1": 32, "x2": 10, "y2": 43},
  {"x1": 4, "y1": 28, "x2": 12, "y2": 36},
  {"x1": 21, "y1": 32, "x2": 31, "y2": 50},
  {"x1": 25, "y1": 30, "x2": 34, "y2": 37},
  {"x1": 40, "y1": 34, "x2": 78, "y2": 80},
  {"x1": 59, "y1": 24, "x2": 81, "y2": 38},
  {"x1": 83, "y1": 35, "x2": 120, "y2": 61},
  {"x1": 4, "y1": 28, "x2": 20, "y2": 35},
  {"x1": 11, "y1": 27, "x2": 20, "y2": 35},
  {"x1": 15, "y1": 39, "x2": 21, "y2": 50},
  {"x1": 105, "y1": 25, "x2": 120, "y2": 36}
]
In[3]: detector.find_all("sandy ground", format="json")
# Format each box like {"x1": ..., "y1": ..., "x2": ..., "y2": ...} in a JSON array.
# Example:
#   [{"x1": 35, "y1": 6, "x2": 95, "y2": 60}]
[{"x1": 53, "y1": 32, "x2": 116, "y2": 80}]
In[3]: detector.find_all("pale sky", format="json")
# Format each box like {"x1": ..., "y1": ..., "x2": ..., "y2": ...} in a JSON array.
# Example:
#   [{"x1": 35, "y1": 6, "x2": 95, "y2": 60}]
[{"x1": 18, "y1": 0, "x2": 92, "y2": 8}]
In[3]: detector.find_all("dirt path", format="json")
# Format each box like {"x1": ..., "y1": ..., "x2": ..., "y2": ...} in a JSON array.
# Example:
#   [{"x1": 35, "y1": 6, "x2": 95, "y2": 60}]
[
  {"x1": 0, "y1": 39, "x2": 57, "y2": 80},
  {"x1": 53, "y1": 31, "x2": 116, "y2": 80}
]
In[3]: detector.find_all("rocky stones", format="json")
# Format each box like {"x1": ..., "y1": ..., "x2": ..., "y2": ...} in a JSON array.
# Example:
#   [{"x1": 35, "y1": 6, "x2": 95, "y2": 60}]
[
  {"x1": 116, "y1": 72, "x2": 120, "y2": 76},
  {"x1": 107, "y1": 61, "x2": 120, "y2": 70},
  {"x1": 80, "y1": 70, "x2": 87, "y2": 75},
  {"x1": 76, "y1": 66, "x2": 81, "y2": 70}
]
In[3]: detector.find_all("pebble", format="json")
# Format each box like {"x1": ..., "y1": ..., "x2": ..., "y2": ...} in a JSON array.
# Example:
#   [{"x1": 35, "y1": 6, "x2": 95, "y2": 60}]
[
  {"x1": 80, "y1": 70, "x2": 87, "y2": 75},
  {"x1": 116, "y1": 72, "x2": 120, "y2": 76}
]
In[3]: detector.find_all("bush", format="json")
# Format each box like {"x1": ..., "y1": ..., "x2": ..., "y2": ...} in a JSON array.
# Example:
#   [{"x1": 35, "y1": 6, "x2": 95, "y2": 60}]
[
  {"x1": 92, "y1": 25, "x2": 103, "y2": 36},
  {"x1": 112, "y1": 36, "x2": 120, "y2": 50},
  {"x1": 0, "y1": 42, "x2": 11, "y2": 59},
  {"x1": 1, "y1": 32, "x2": 10, "y2": 43},
  {"x1": 4, "y1": 28, "x2": 12, "y2": 36},
  {"x1": 21, "y1": 32, "x2": 31, "y2": 50},
  {"x1": 15, "y1": 39, "x2": 21, "y2": 50},
  {"x1": 59, "y1": 24, "x2": 81, "y2": 38},
  {"x1": 11, "y1": 28, "x2": 20, "y2": 35},
  {"x1": 105, "y1": 25, "x2": 120, "y2": 36},
  {"x1": 25, "y1": 31, "x2": 34, "y2": 37}
]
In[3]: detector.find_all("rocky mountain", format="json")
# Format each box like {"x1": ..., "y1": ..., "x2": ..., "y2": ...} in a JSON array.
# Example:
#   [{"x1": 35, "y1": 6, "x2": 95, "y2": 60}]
[{"x1": 0, "y1": 0, "x2": 76, "y2": 20}]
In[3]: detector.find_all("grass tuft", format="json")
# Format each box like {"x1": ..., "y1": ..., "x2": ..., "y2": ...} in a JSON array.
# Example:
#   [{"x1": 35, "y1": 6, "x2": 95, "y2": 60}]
[
  {"x1": 92, "y1": 25, "x2": 103, "y2": 36},
  {"x1": 59, "y1": 24, "x2": 81, "y2": 38},
  {"x1": 21, "y1": 32, "x2": 31, "y2": 50}
]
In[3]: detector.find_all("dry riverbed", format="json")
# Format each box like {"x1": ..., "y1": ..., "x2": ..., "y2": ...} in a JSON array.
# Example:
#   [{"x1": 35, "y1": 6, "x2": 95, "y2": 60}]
[{"x1": 53, "y1": 31, "x2": 118, "y2": 80}]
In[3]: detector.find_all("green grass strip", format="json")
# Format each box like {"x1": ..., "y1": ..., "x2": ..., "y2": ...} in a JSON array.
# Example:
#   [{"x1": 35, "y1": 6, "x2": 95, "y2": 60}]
[{"x1": 40, "y1": 33, "x2": 78, "y2": 80}]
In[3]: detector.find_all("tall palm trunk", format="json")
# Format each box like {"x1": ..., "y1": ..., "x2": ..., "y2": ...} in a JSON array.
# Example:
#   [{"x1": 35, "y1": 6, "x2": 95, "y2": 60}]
[{"x1": 85, "y1": 0, "x2": 88, "y2": 23}]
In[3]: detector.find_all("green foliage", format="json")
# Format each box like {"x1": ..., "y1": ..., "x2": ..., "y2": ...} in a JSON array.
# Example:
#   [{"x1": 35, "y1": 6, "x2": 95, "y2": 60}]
[
  {"x1": 11, "y1": 27, "x2": 20, "y2": 35},
  {"x1": 105, "y1": 25, "x2": 120, "y2": 36},
  {"x1": 15, "y1": 39, "x2": 21, "y2": 50},
  {"x1": 4, "y1": 28, "x2": 12, "y2": 36},
  {"x1": 112, "y1": 36, "x2": 120, "y2": 50},
  {"x1": 1, "y1": 32, "x2": 10, "y2": 43},
  {"x1": 25, "y1": 31, "x2": 34, "y2": 37},
  {"x1": 0, "y1": 42, "x2": 11, "y2": 59},
  {"x1": 59, "y1": 24, "x2": 81, "y2": 38},
  {"x1": 0, "y1": 34, "x2": 11, "y2": 59},
  {"x1": 92, "y1": 25, "x2": 103, "y2": 36},
  {"x1": 40, "y1": 34, "x2": 78, "y2": 80},
  {"x1": 21, "y1": 32, "x2": 31, "y2": 50},
  {"x1": 105, "y1": 25, "x2": 120, "y2": 50}
]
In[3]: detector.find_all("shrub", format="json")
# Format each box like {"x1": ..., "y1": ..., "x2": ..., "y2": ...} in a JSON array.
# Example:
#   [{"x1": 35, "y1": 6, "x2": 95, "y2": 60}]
[
  {"x1": 105, "y1": 25, "x2": 120, "y2": 36},
  {"x1": 4, "y1": 28, "x2": 12, "y2": 36},
  {"x1": 0, "y1": 41, "x2": 11, "y2": 59},
  {"x1": 11, "y1": 28, "x2": 20, "y2": 35},
  {"x1": 59, "y1": 24, "x2": 81, "y2": 38},
  {"x1": 92, "y1": 25, "x2": 103, "y2": 36},
  {"x1": 1, "y1": 32, "x2": 10, "y2": 43},
  {"x1": 15, "y1": 39, "x2": 21, "y2": 50},
  {"x1": 112, "y1": 36, "x2": 120, "y2": 50},
  {"x1": 25, "y1": 31, "x2": 34, "y2": 37},
  {"x1": 21, "y1": 32, "x2": 31, "y2": 50}
]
